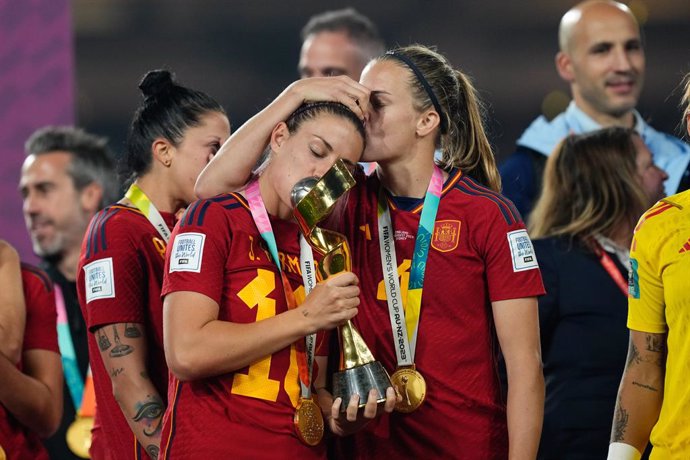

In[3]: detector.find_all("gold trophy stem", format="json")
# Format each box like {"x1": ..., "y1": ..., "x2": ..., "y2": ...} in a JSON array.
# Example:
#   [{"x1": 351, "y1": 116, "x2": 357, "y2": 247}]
[{"x1": 339, "y1": 320, "x2": 375, "y2": 369}]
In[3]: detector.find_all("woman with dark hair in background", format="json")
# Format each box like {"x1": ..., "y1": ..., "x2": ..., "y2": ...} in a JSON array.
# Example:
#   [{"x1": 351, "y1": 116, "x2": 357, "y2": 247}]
[
  {"x1": 159, "y1": 101, "x2": 390, "y2": 459},
  {"x1": 77, "y1": 70, "x2": 229, "y2": 459},
  {"x1": 529, "y1": 127, "x2": 667, "y2": 459},
  {"x1": 196, "y1": 43, "x2": 545, "y2": 459}
]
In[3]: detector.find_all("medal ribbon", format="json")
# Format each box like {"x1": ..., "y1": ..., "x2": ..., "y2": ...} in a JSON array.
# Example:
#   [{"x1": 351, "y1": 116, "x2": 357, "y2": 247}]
[
  {"x1": 246, "y1": 180, "x2": 315, "y2": 400},
  {"x1": 594, "y1": 242, "x2": 629, "y2": 297},
  {"x1": 124, "y1": 183, "x2": 171, "y2": 242},
  {"x1": 55, "y1": 284, "x2": 85, "y2": 410},
  {"x1": 79, "y1": 368, "x2": 96, "y2": 417},
  {"x1": 377, "y1": 165, "x2": 443, "y2": 365}
]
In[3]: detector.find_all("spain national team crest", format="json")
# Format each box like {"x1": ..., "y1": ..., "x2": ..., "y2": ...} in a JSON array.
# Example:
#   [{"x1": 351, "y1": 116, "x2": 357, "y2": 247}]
[{"x1": 431, "y1": 220, "x2": 461, "y2": 252}]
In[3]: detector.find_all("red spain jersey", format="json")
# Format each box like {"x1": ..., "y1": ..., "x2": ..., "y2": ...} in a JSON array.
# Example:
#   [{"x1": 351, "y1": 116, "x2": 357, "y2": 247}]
[
  {"x1": 336, "y1": 169, "x2": 545, "y2": 459},
  {"x1": 160, "y1": 194, "x2": 328, "y2": 459},
  {"x1": 77, "y1": 205, "x2": 173, "y2": 460},
  {"x1": 0, "y1": 265, "x2": 57, "y2": 460}
]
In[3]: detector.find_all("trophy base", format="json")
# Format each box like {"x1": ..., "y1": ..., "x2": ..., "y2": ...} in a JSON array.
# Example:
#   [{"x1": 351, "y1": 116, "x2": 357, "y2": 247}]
[{"x1": 333, "y1": 362, "x2": 391, "y2": 412}]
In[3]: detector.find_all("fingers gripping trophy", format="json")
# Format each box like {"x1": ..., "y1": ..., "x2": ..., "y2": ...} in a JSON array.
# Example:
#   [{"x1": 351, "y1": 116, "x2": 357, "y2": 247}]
[{"x1": 291, "y1": 160, "x2": 391, "y2": 409}]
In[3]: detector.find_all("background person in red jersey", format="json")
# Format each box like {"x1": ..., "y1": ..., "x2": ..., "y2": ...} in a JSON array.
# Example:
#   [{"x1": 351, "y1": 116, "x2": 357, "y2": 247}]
[
  {"x1": 0, "y1": 240, "x2": 62, "y2": 460},
  {"x1": 77, "y1": 70, "x2": 229, "y2": 460},
  {"x1": 160, "y1": 101, "x2": 395, "y2": 460},
  {"x1": 196, "y1": 43, "x2": 545, "y2": 460}
]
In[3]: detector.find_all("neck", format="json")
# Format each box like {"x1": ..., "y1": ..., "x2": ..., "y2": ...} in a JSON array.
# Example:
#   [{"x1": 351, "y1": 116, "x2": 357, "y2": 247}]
[
  {"x1": 56, "y1": 248, "x2": 80, "y2": 282},
  {"x1": 574, "y1": 99, "x2": 636, "y2": 129},
  {"x1": 257, "y1": 174, "x2": 292, "y2": 220},
  {"x1": 377, "y1": 150, "x2": 437, "y2": 198},
  {"x1": 133, "y1": 172, "x2": 182, "y2": 214},
  {"x1": 605, "y1": 225, "x2": 633, "y2": 250}
]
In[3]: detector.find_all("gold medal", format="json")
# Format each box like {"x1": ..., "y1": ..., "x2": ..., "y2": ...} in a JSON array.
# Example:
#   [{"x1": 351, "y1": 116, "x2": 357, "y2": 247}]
[
  {"x1": 66, "y1": 416, "x2": 94, "y2": 458},
  {"x1": 0, "y1": 444, "x2": 6, "y2": 460},
  {"x1": 294, "y1": 397, "x2": 324, "y2": 446},
  {"x1": 391, "y1": 366, "x2": 426, "y2": 413}
]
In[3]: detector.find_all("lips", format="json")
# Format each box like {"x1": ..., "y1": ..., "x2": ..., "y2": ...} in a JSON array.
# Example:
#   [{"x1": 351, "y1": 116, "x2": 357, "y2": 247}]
[{"x1": 606, "y1": 79, "x2": 636, "y2": 95}]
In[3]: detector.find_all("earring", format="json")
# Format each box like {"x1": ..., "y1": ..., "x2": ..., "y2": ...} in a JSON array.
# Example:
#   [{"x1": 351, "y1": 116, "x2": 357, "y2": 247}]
[{"x1": 163, "y1": 159, "x2": 171, "y2": 167}]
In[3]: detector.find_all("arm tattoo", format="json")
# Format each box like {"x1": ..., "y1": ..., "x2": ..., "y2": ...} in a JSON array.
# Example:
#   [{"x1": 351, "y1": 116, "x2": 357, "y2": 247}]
[
  {"x1": 132, "y1": 395, "x2": 164, "y2": 437},
  {"x1": 110, "y1": 367, "x2": 124, "y2": 378},
  {"x1": 97, "y1": 329, "x2": 112, "y2": 351},
  {"x1": 612, "y1": 395, "x2": 629, "y2": 442},
  {"x1": 146, "y1": 444, "x2": 159, "y2": 460},
  {"x1": 626, "y1": 343, "x2": 641, "y2": 367},
  {"x1": 645, "y1": 334, "x2": 667, "y2": 367},
  {"x1": 110, "y1": 325, "x2": 134, "y2": 358},
  {"x1": 125, "y1": 323, "x2": 142, "y2": 338},
  {"x1": 632, "y1": 381, "x2": 658, "y2": 392}
]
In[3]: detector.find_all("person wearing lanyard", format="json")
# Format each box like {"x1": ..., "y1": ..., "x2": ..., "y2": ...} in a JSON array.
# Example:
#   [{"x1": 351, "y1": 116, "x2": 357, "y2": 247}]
[
  {"x1": 0, "y1": 240, "x2": 62, "y2": 460},
  {"x1": 196, "y1": 44, "x2": 545, "y2": 459},
  {"x1": 160, "y1": 101, "x2": 394, "y2": 459},
  {"x1": 528, "y1": 127, "x2": 667, "y2": 459},
  {"x1": 77, "y1": 69, "x2": 229, "y2": 460}
]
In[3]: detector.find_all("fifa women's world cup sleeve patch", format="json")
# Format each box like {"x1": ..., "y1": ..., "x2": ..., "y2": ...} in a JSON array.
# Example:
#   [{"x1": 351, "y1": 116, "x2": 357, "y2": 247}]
[
  {"x1": 506, "y1": 229, "x2": 539, "y2": 272},
  {"x1": 84, "y1": 257, "x2": 116, "y2": 303},
  {"x1": 169, "y1": 232, "x2": 206, "y2": 273}
]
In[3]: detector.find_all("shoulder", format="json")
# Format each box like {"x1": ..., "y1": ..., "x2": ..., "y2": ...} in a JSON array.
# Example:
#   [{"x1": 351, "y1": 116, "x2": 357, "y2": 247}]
[
  {"x1": 20, "y1": 263, "x2": 53, "y2": 294},
  {"x1": 452, "y1": 174, "x2": 522, "y2": 227},
  {"x1": 632, "y1": 193, "x2": 690, "y2": 256},
  {"x1": 84, "y1": 204, "x2": 155, "y2": 260},
  {"x1": 177, "y1": 193, "x2": 249, "y2": 229},
  {"x1": 642, "y1": 124, "x2": 690, "y2": 155},
  {"x1": 499, "y1": 145, "x2": 543, "y2": 174}
]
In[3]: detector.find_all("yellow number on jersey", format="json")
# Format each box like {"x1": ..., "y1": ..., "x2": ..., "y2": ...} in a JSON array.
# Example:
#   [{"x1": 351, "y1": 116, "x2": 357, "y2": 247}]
[
  {"x1": 231, "y1": 269, "x2": 300, "y2": 406},
  {"x1": 377, "y1": 259, "x2": 412, "y2": 301}
]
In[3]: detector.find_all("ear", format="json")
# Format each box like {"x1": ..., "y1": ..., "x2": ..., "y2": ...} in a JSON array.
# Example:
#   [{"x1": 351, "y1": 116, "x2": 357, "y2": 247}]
[
  {"x1": 555, "y1": 51, "x2": 575, "y2": 83},
  {"x1": 152, "y1": 138, "x2": 174, "y2": 167},
  {"x1": 269, "y1": 122, "x2": 290, "y2": 154},
  {"x1": 416, "y1": 109, "x2": 441, "y2": 137},
  {"x1": 79, "y1": 182, "x2": 104, "y2": 214},
  {"x1": 686, "y1": 114, "x2": 690, "y2": 138}
]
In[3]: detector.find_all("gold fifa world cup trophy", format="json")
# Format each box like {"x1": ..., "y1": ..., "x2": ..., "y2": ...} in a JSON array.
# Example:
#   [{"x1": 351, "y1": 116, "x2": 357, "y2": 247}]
[{"x1": 291, "y1": 159, "x2": 391, "y2": 410}]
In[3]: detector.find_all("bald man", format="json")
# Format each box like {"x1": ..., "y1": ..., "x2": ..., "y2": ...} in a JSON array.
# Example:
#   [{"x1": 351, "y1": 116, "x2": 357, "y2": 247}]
[
  {"x1": 298, "y1": 8, "x2": 385, "y2": 80},
  {"x1": 500, "y1": 0, "x2": 690, "y2": 219}
]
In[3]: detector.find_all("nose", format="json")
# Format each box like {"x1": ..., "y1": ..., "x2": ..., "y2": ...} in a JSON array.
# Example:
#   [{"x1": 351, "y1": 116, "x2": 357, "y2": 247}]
[
  {"x1": 656, "y1": 165, "x2": 669, "y2": 182},
  {"x1": 22, "y1": 190, "x2": 40, "y2": 215},
  {"x1": 612, "y1": 47, "x2": 633, "y2": 72}
]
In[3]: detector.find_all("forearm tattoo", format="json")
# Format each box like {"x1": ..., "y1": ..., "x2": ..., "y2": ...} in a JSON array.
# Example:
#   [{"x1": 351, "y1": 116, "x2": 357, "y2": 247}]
[
  {"x1": 110, "y1": 325, "x2": 134, "y2": 358},
  {"x1": 132, "y1": 395, "x2": 164, "y2": 437},
  {"x1": 612, "y1": 395, "x2": 629, "y2": 442},
  {"x1": 146, "y1": 444, "x2": 159, "y2": 460},
  {"x1": 125, "y1": 323, "x2": 142, "y2": 338},
  {"x1": 626, "y1": 342, "x2": 641, "y2": 366},
  {"x1": 632, "y1": 381, "x2": 658, "y2": 392},
  {"x1": 97, "y1": 328, "x2": 112, "y2": 352}
]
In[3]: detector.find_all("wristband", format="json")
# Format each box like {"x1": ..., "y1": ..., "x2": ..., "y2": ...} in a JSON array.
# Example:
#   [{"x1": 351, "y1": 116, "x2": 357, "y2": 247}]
[{"x1": 607, "y1": 442, "x2": 642, "y2": 460}]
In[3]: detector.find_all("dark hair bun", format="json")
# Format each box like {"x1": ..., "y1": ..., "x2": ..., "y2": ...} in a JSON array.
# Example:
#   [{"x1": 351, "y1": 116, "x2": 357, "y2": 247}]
[{"x1": 138, "y1": 69, "x2": 175, "y2": 100}]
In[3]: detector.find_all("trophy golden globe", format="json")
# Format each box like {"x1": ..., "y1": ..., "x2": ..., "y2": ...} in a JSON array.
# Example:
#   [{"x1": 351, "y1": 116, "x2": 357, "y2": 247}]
[{"x1": 291, "y1": 159, "x2": 391, "y2": 410}]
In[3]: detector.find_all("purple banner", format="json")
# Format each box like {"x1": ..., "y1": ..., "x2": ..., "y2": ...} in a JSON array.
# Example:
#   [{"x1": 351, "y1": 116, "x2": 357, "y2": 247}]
[{"x1": 0, "y1": 0, "x2": 75, "y2": 261}]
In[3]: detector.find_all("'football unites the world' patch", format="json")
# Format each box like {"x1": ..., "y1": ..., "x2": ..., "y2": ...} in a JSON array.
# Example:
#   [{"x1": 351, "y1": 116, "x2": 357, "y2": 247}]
[
  {"x1": 506, "y1": 229, "x2": 539, "y2": 272},
  {"x1": 84, "y1": 257, "x2": 116, "y2": 303},
  {"x1": 170, "y1": 232, "x2": 206, "y2": 273}
]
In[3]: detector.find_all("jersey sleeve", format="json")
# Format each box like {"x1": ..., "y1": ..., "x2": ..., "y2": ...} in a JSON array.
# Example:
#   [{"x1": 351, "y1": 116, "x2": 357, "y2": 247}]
[
  {"x1": 627, "y1": 219, "x2": 667, "y2": 333},
  {"x1": 21, "y1": 265, "x2": 59, "y2": 353},
  {"x1": 482, "y1": 205, "x2": 545, "y2": 302},
  {"x1": 162, "y1": 200, "x2": 230, "y2": 304},
  {"x1": 80, "y1": 209, "x2": 147, "y2": 330}
]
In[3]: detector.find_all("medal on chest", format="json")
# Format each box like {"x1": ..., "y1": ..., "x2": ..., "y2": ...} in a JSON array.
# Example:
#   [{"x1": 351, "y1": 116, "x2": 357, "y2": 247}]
[{"x1": 378, "y1": 166, "x2": 444, "y2": 412}]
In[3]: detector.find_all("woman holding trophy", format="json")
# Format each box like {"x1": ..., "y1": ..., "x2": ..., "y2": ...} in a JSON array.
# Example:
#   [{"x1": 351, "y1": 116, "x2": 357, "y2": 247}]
[
  {"x1": 197, "y1": 45, "x2": 545, "y2": 459},
  {"x1": 160, "y1": 101, "x2": 395, "y2": 459}
]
